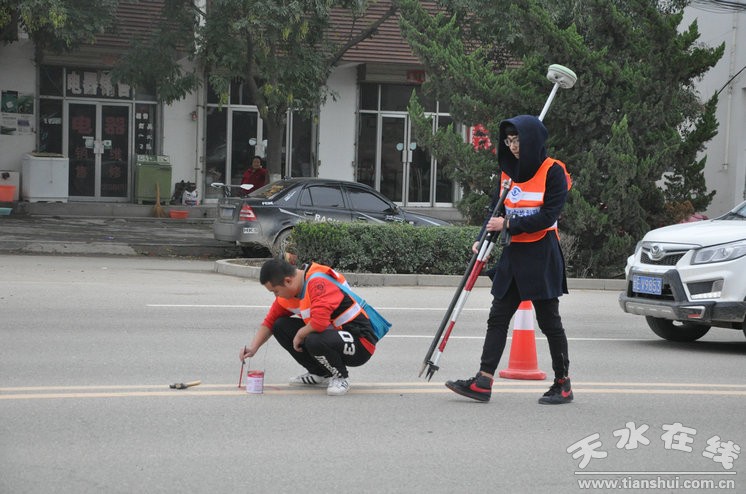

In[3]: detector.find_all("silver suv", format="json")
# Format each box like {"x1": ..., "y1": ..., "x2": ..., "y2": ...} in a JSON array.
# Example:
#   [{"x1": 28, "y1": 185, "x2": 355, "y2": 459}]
[{"x1": 619, "y1": 200, "x2": 746, "y2": 341}]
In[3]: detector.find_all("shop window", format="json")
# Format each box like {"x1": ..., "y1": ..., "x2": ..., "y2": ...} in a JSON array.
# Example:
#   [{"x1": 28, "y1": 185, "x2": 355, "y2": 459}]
[
  {"x1": 205, "y1": 107, "x2": 228, "y2": 197},
  {"x1": 356, "y1": 113, "x2": 377, "y2": 187},
  {"x1": 291, "y1": 114, "x2": 313, "y2": 177},
  {"x1": 207, "y1": 83, "x2": 220, "y2": 104},
  {"x1": 230, "y1": 110, "x2": 259, "y2": 183},
  {"x1": 40, "y1": 66, "x2": 64, "y2": 96},
  {"x1": 230, "y1": 79, "x2": 256, "y2": 105},
  {"x1": 379, "y1": 84, "x2": 435, "y2": 112},
  {"x1": 437, "y1": 97, "x2": 450, "y2": 114},
  {"x1": 435, "y1": 115, "x2": 455, "y2": 203},
  {"x1": 38, "y1": 99, "x2": 63, "y2": 154},
  {"x1": 135, "y1": 84, "x2": 157, "y2": 102},
  {"x1": 416, "y1": 86, "x2": 437, "y2": 112},
  {"x1": 360, "y1": 84, "x2": 378, "y2": 111},
  {"x1": 380, "y1": 84, "x2": 414, "y2": 112}
]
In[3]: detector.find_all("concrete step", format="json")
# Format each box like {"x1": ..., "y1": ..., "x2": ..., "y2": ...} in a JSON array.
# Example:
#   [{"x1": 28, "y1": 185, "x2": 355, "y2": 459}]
[{"x1": 12, "y1": 201, "x2": 217, "y2": 221}]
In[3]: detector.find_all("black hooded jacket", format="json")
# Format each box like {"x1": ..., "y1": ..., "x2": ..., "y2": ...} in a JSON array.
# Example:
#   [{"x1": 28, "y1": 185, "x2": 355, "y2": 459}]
[{"x1": 484, "y1": 115, "x2": 569, "y2": 300}]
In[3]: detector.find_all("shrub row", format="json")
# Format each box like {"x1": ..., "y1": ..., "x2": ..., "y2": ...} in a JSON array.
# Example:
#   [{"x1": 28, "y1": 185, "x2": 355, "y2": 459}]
[{"x1": 290, "y1": 222, "x2": 495, "y2": 275}]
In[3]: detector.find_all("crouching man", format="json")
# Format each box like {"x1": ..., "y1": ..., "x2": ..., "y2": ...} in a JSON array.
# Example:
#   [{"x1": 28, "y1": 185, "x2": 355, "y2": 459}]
[{"x1": 239, "y1": 258, "x2": 377, "y2": 396}]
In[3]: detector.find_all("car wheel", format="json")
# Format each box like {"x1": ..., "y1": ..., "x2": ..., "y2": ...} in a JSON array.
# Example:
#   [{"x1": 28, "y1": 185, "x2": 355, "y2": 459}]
[
  {"x1": 240, "y1": 244, "x2": 271, "y2": 258},
  {"x1": 645, "y1": 316, "x2": 711, "y2": 342},
  {"x1": 272, "y1": 229, "x2": 293, "y2": 258}
]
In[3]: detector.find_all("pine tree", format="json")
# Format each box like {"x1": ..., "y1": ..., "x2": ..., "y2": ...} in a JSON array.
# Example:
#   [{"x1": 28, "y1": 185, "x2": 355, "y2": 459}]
[{"x1": 399, "y1": 0, "x2": 724, "y2": 276}]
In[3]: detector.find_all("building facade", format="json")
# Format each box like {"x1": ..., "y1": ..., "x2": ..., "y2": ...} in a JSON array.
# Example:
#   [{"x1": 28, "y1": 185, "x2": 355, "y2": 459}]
[
  {"x1": 682, "y1": 3, "x2": 746, "y2": 215},
  {"x1": 0, "y1": 2, "x2": 743, "y2": 217},
  {"x1": 0, "y1": 1, "x2": 462, "y2": 218}
]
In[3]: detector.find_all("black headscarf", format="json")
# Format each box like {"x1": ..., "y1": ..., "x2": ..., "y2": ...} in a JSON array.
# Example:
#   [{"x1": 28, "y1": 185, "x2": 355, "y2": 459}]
[{"x1": 497, "y1": 115, "x2": 548, "y2": 183}]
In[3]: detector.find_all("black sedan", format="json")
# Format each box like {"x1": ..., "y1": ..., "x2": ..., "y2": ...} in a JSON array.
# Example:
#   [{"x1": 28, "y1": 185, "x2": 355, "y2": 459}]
[{"x1": 213, "y1": 178, "x2": 451, "y2": 255}]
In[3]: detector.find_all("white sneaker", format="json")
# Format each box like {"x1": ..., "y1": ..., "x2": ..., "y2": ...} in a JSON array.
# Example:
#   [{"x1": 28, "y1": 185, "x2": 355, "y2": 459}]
[
  {"x1": 289, "y1": 372, "x2": 330, "y2": 386},
  {"x1": 327, "y1": 377, "x2": 350, "y2": 396}
]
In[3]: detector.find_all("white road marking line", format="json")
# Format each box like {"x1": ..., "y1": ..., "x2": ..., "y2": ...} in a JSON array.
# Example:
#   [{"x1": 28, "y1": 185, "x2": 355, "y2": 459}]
[
  {"x1": 384, "y1": 335, "x2": 655, "y2": 342},
  {"x1": 147, "y1": 304, "x2": 488, "y2": 311}
]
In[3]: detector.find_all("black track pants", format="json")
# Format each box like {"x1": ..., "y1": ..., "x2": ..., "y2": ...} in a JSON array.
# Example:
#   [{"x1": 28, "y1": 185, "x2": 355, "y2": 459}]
[
  {"x1": 479, "y1": 280, "x2": 570, "y2": 379},
  {"x1": 272, "y1": 317, "x2": 373, "y2": 378}
]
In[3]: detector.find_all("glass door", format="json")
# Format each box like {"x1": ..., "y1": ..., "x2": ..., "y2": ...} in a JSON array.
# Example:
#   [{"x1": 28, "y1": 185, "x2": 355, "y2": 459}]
[
  {"x1": 67, "y1": 103, "x2": 97, "y2": 198},
  {"x1": 204, "y1": 108, "x2": 260, "y2": 199},
  {"x1": 379, "y1": 114, "x2": 432, "y2": 205},
  {"x1": 66, "y1": 102, "x2": 130, "y2": 200},
  {"x1": 229, "y1": 109, "x2": 259, "y2": 185},
  {"x1": 100, "y1": 104, "x2": 129, "y2": 198}
]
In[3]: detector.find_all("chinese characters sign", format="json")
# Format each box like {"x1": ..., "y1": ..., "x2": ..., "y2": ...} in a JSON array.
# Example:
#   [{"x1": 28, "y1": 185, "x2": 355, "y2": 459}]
[{"x1": 65, "y1": 70, "x2": 132, "y2": 99}]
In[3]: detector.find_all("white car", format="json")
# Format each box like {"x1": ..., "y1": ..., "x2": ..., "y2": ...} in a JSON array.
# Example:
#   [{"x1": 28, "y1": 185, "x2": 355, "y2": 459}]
[{"x1": 619, "y1": 200, "x2": 746, "y2": 341}]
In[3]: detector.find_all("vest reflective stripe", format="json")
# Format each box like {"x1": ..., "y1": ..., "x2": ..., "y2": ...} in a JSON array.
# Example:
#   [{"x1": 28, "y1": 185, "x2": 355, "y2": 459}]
[
  {"x1": 299, "y1": 263, "x2": 363, "y2": 328},
  {"x1": 298, "y1": 304, "x2": 364, "y2": 327},
  {"x1": 330, "y1": 301, "x2": 365, "y2": 328},
  {"x1": 501, "y1": 157, "x2": 571, "y2": 243},
  {"x1": 514, "y1": 191, "x2": 544, "y2": 202}
]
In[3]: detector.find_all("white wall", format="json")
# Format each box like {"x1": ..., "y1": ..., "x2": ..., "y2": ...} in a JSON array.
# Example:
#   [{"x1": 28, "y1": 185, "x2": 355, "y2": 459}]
[
  {"x1": 0, "y1": 39, "x2": 37, "y2": 172},
  {"x1": 160, "y1": 59, "x2": 200, "y2": 188},
  {"x1": 682, "y1": 7, "x2": 746, "y2": 215},
  {"x1": 317, "y1": 64, "x2": 359, "y2": 181}
]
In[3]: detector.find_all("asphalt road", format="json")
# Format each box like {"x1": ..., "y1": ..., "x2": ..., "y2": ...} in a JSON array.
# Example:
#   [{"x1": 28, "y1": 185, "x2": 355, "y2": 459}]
[{"x1": 2, "y1": 256, "x2": 745, "y2": 493}]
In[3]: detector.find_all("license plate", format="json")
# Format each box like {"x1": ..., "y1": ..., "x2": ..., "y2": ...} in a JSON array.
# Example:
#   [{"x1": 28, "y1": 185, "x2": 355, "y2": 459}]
[
  {"x1": 242, "y1": 227, "x2": 258, "y2": 234},
  {"x1": 632, "y1": 275, "x2": 663, "y2": 295}
]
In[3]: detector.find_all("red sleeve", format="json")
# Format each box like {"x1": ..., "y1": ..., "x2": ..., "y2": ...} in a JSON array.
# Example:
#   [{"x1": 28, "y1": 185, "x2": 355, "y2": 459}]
[
  {"x1": 262, "y1": 299, "x2": 292, "y2": 330},
  {"x1": 306, "y1": 277, "x2": 344, "y2": 331}
]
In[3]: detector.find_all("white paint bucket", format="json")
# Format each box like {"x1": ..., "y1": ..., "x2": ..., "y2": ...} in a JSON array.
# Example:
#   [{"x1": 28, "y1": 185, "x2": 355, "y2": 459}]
[{"x1": 245, "y1": 370, "x2": 264, "y2": 394}]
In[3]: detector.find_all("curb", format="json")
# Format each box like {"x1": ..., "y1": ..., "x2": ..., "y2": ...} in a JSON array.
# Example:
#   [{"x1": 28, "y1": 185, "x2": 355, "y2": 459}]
[{"x1": 214, "y1": 259, "x2": 627, "y2": 290}]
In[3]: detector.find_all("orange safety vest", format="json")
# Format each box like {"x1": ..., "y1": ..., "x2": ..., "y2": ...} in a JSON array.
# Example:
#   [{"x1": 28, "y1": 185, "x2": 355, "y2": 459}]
[
  {"x1": 272, "y1": 264, "x2": 342, "y2": 318},
  {"x1": 501, "y1": 157, "x2": 572, "y2": 243},
  {"x1": 298, "y1": 263, "x2": 365, "y2": 329},
  {"x1": 274, "y1": 296, "x2": 302, "y2": 317}
]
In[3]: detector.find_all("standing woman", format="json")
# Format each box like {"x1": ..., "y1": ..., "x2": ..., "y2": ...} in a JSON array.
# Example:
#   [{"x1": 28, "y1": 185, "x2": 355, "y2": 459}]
[{"x1": 445, "y1": 115, "x2": 574, "y2": 405}]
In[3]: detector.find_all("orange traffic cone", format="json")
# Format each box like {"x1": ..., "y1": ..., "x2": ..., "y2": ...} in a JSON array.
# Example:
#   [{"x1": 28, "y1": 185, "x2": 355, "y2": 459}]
[{"x1": 498, "y1": 301, "x2": 547, "y2": 380}]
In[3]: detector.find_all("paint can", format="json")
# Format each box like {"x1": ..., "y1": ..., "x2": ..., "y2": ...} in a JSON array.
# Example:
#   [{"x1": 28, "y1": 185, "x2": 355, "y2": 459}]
[{"x1": 245, "y1": 370, "x2": 264, "y2": 394}]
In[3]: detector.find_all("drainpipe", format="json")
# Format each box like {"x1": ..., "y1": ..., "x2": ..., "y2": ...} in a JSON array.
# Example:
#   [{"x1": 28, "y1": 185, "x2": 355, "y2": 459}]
[
  {"x1": 717, "y1": 13, "x2": 736, "y2": 199},
  {"x1": 194, "y1": 0, "x2": 207, "y2": 191}
]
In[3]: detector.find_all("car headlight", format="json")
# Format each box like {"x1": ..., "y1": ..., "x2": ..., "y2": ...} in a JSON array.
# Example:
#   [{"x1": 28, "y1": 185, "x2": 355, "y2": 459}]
[{"x1": 692, "y1": 239, "x2": 746, "y2": 264}]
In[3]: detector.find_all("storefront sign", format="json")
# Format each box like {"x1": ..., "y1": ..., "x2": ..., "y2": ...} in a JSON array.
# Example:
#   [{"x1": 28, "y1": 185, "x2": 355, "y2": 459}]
[{"x1": 65, "y1": 69, "x2": 132, "y2": 99}]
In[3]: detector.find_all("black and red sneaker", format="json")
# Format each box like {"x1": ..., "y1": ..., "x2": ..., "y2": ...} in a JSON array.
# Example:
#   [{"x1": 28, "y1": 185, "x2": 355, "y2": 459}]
[
  {"x1": 445, "y1": 373, "x2": 493, "y2": 402},
  {"x1": 538, "y1": 377, "x2": 574, "y2": 405}
]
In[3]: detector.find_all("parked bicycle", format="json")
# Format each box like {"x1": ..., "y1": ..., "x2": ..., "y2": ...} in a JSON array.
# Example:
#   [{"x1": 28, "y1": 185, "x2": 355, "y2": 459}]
[{"x1": 210, "y1": 182, "x2": 254, "y2": 198}]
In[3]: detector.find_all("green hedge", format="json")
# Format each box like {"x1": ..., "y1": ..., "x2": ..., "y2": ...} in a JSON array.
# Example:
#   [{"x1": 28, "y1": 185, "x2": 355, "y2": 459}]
[{"x1": 290, "y1": 222, "x2": 496, "y2": 275}]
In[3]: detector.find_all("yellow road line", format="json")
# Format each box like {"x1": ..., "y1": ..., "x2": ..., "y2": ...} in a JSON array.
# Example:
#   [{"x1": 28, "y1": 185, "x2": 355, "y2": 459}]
[
  {"x1": 3, "y1": 381, "x2": 745, "y2": 392},
  {"x1": 1, "y1": 381, "x2": 746, "y2": 400}
]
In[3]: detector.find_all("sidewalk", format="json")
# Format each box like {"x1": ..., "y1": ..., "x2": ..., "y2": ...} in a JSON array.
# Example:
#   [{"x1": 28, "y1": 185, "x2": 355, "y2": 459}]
[
  {"x1": 0, "y1": 201, "x2": 243, "y2": 258},
  {"x1": 0, "y1": 201, "x2": 627, "y2": 290}
]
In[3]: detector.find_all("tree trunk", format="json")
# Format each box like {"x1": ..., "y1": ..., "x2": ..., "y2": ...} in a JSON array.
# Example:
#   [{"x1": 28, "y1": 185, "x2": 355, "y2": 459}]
[{"x1": 263, "y1": 118, "x2": 286, "y2": 179}]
